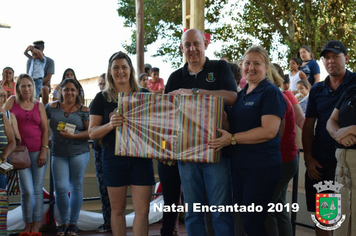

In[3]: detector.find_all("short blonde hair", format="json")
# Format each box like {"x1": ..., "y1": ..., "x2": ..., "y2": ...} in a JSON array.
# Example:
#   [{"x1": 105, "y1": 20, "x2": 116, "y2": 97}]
[
  {"x1": 243, "y1": 46, "x2": 282, "y2": 87},
  {"x1": 15, "y1": 74, "x2": 36, "y2": 103}
]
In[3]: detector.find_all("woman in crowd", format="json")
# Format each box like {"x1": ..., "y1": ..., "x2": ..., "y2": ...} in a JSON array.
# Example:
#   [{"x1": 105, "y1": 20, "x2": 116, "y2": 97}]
[
  {"x1": 0, "y1": 86, "x2": 16, "y2": 187},
  {"x1": 53, "y1": 68, "x2": 85, "y2": 104},
  {"x1": 289, "y1": 58, "x2": 309, "y2": 94},
  {"x1": 296, "y1": 80, "x2": 310, "y2": 115},
  {"x1": 299, "y1": 46, "x2": 320, "y2": 86},
  {"x1": 237, "y1": 59, "x2": 247, "y2": 89},
  {"x1": 274, "y1": 63, "x2": 305, "y2": 129},
  {"x1": 229, "y1": 62, "x2": 242, "y2": 91},
  {"x1": 265, "y1": 66, "x2": 299, "y2": 236},
  {"x1": 1, "y1": 67, "x2": 16, "y2": 98},
  {"x1": 0, "y1": 86, "x2": 16, "y2": 236},
  {"x1": 0, "y1": 86, "x2": 21, "y2": 141},
  {"x1": 89, "y1": 51, "x2": 155, "y2": 236},
  {"x1": 4, "y1": 74, "x2": 49, "y2": 234},
  {"x1": 327, "y1": 85, "x2": 356, "y2": 236},
  {"x1": 46, "y1": 78, "x2": 90, "y2": 236},
  {"x1": 210, "y1": 46, "x2": 286, "y2": 236}
]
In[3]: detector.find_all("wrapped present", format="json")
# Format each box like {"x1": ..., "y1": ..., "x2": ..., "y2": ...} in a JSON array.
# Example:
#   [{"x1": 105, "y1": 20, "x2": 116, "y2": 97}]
[{"x1": 115, "y1": 93, "x2": 224, "y2": 163}]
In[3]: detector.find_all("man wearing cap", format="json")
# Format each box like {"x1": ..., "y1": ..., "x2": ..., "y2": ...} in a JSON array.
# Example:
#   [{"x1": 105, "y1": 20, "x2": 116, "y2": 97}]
[
  {"x1": 26, "y1": 40, "x2": 55, "y2": 105},
  {"x1": 302, "y1": 40, "x2": 356, "y2": 236},
  {"x1": 164, "y1": 28, "x2": 237, "y2": 236}
]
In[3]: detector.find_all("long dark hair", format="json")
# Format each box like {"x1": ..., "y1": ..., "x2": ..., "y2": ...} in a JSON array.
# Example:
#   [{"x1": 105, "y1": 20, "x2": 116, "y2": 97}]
[
  {"x1": 60, "y1": 78, "x2": 81, "y2": 105},
  {"x1": 300, "y1": 46, "x2": 314, "y2": 60},
  {"x1": 2, "y1": 67, "x2": 15, "y2": 83},
  {"x1": 105, "y1": 51, "x2": 139, "y2": 102},
  {"x1": 61, "y1": 68, "x2": 85, "y2": 103}
]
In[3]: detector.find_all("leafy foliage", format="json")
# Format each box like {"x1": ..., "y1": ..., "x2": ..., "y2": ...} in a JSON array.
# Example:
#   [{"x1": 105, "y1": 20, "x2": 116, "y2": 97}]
[{"x1": 117, "y1": 0, "x2": 356, "y2": 70}]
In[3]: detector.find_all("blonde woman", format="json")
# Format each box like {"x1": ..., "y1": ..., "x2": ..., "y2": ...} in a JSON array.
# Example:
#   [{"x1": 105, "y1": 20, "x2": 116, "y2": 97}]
[
  {"x1": 210, "y1": 46, "x2": 286, "y2": 235},
  {"x1": 4, "y1": 74, "x2": 49, "y2": 234}
]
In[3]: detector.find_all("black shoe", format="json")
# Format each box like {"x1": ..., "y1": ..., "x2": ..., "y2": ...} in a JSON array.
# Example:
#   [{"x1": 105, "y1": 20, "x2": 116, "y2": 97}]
[
  {"x1": 96, "y1": 224, "x2": 111, "y2": 233},
  {"x1": 56, "y1": 225, "x2": 68, "y2": 236},
  {"x1": 67, "y1": 224, "x2": 78, "y2": 236}
]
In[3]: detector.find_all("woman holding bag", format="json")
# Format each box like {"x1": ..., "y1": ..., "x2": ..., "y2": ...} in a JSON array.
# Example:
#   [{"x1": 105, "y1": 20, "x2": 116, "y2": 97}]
[
  {"x1": 46, "y1": 78, "x2": 90, "y2": 236},
  {"x1": 4, "y1": 74, "x2": 49, "y2": 234}
]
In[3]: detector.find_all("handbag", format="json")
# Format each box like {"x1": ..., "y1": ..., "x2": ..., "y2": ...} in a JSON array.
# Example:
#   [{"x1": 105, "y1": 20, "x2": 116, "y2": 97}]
[{"x1": 9, "y1": 139, "x2": 31, "y2": 170}]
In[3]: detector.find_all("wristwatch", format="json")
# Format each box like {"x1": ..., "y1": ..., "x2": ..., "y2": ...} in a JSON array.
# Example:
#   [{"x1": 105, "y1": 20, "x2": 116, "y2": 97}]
[
  {"x1": 231, "y1": 134, "x2": 237, "y2": 145},
  {"x1": 192, "y1": 88, "x2": 199, "y2": 94}
]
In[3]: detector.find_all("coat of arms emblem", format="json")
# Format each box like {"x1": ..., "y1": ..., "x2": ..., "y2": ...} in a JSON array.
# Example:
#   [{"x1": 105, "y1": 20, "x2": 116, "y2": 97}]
[{"x1": 311, "y1": 181, "x2": 346, "y2": 230}]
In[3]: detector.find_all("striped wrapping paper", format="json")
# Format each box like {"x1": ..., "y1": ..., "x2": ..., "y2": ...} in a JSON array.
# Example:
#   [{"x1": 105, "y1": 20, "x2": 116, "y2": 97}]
[
  {"x1": 0, "y1": 190, "x2": 7, "y2": 235},
  {"x1": 115, "y1": 93, "x2": 224, "y2": 163}
]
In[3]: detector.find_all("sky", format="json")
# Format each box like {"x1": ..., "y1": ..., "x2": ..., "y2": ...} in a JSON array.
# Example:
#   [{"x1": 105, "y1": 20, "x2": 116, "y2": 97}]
[{"x1": 0, "y1": 0, "x2": 327, "y2": 96}]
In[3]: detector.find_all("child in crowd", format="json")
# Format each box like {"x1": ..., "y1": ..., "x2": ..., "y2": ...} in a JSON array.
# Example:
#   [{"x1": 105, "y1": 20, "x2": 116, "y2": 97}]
[
  {"x1": 148, "y1": 67, "x2": 164, "y2": 94},
  {"x1": 289, "y1": 58, "x2": 308, "y2": 94},
  {"x1": 295, "y1": 80, "x2": 310, "y2": 115},
  {"x1": 228, "y1": 62, "x2": 242, "y2": 91},
  {"x1": 24, "y1": 45, "x2": 46, "y2": 100},
  {"x1": 138, "y1": 73, "x2": 149, "y2": 89},
  {"x1": 282, "y1": 75, "x2": 290, "y2": 92}
]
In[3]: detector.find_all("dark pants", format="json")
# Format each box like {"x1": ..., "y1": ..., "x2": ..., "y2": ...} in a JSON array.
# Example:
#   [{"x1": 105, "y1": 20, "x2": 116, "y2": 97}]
[
  {"x1": 157, "y1": 162, "x2": 181, "y2": 236},
  {"x1": 232, "y1": 164, "x2": 282, "y2": 236},
  {"x1": 305, "y1": 158, "x2": 337, "y2": 212},
  {"x1": 94, "y1": 149, "x2": 111, "y2": 225}
]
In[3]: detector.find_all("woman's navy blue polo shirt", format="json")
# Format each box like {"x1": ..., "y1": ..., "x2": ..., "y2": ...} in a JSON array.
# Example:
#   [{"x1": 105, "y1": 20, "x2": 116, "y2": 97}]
[{"x1": 226, "y1": 79, "x2": 286, "y2": 168}]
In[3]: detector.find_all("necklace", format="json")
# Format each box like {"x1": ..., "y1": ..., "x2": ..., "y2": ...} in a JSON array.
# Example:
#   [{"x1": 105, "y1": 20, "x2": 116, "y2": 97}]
[{"x1": 60, "y1": 102, "x2": 78, "y2": 118}]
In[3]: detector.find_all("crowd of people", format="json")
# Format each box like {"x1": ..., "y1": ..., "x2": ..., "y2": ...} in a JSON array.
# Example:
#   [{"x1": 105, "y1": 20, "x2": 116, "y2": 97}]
[{"x1": 0, "y1": 30, "x2": 355, "y2": 236}]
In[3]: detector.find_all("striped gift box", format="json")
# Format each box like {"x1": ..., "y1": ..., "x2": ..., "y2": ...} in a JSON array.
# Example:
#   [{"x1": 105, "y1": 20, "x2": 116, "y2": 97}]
[
  {"x1": 0, "y1": 189, "x2": 7, "y2": 235},
  {"x1": 115, "y1": 93, "x2": 224, "y2": 163}
]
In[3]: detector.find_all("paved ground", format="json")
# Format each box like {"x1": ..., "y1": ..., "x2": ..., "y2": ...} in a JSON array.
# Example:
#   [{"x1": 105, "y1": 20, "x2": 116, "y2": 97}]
[{"x1": 9, "y1": 222, "x2": 315, "y2": 236}]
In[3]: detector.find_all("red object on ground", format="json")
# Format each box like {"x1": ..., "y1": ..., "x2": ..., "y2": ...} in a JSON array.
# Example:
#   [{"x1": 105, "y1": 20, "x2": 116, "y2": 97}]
[{"x1": 154, "y1": 182, "x2": 162, "y2": 200}]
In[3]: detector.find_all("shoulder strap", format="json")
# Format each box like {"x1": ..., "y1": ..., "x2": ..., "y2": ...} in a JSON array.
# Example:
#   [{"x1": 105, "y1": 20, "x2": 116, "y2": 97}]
[{"x1": 5, "y1": 111, "x2": 10, "y2": 123}]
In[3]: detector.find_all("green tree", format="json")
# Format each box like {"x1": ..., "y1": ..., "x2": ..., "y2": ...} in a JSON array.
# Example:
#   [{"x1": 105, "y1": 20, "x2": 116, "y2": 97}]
[
  {"x1": 118, "y1": 0, "x2": 356, "y2": 70},
  {"x1": 117, "y1": 0, "x2": 227, "y2": 68}
]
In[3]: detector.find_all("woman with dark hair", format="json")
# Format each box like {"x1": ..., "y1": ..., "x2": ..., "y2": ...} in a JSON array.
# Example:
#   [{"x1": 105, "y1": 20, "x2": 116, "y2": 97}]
[
  {"x1": 53, "y1": 68, "x2": 85, "y2": 104},
  {"x1": 89, "y1": 52, "x2": 155, "y2": 236},
  {"x1": 299, "y1": 46, "x2": 320, "y2": 85},
  {"x1": 1, "y1": 67, "x2": 16, "y2": 98},
  {"x1": 229, "y1": 62, "x2": 242, "y2": 91},
  {"x1": 46, "y1": 78, "x2": 90, "y2": 236},
  {"x1": 4, "y1": 74, "x2": 49, "y2": 234}
]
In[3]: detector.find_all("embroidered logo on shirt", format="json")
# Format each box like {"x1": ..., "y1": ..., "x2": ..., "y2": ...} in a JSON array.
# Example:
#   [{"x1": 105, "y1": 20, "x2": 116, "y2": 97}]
[
  {"x1": 206, "y1": 73, "x2": 215, "y2": 82},
  {"x1": 244, "y1": 101, "x2": 254, "y2": 106}
]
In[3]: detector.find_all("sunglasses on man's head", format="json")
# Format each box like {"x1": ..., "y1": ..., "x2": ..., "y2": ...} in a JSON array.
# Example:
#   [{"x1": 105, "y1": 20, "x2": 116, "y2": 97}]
[{"x1": 347, "y1": 96, "x2": 356, "y2": 108}]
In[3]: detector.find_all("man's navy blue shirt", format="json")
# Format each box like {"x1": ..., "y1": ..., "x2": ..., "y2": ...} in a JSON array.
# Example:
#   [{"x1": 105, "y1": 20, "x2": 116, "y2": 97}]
[
  {"x1": 165, "y1": 57, "x2": 237, "y2": 93},
  {"x1": 306, "y1": 70, "x2": 356, "y2": 160}
]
